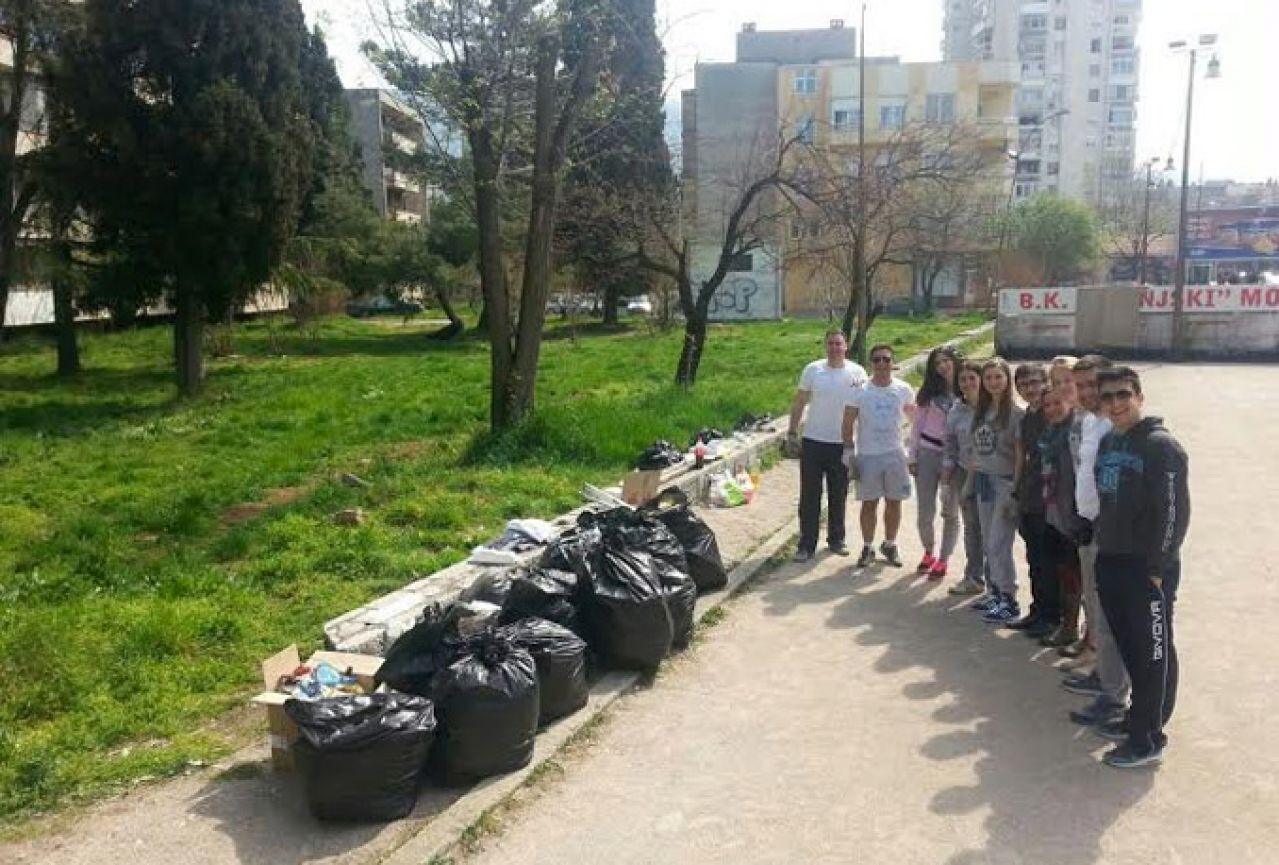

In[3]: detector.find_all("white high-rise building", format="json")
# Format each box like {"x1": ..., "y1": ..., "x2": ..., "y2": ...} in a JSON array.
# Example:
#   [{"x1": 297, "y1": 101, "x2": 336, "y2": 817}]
[{"x1": 943, "y1": 0, "x2": 1143, "y2": 207}]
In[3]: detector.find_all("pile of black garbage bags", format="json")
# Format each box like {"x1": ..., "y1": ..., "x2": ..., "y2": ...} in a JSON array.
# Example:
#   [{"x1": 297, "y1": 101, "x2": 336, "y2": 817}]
[{"x1": 285, "y1": 488, "x2": 726, "y2": 823}]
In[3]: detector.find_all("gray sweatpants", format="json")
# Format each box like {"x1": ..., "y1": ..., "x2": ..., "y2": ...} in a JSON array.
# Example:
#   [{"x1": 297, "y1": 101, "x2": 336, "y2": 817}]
[
  {"x1": 975, "y1": 473, "x2": 1019, "y2": 597},
  {"x1": 955, "y1": 467, "x2": 987, "y2": 585},
  {"x1": 1080, "y1": 541, "x2": 1131, "y2": 704},
  {"x1": 915, "y1": 448, "x2": 959, "y2": 559}
]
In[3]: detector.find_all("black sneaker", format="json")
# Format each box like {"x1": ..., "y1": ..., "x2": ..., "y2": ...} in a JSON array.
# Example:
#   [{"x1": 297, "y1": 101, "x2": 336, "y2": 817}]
[
  {"x1": 879, "y1": 541, "x2": 903, "y2": 567},
  {"x1": 1061, "y1": 671, "x2": 1103, "y2": 696},
  {"x1": 855, "y1": 546, "x2": 876, "y2": 568},
  {"x1": 1027, "y1": 619, "x2": 1058, "y2": 639},
  {"x1": 1103, "y1": 744, "x2": 1163, "y2": 769},
  {"x1": 1068, "y1": 698, "x2": 1126, "y2": 727},
  {"x1": 1004, "y1": 615, "x2": 1039, "y2": 632},
  {"x1": 1095, "y1": 719, "x2": 1129, "y2": 742},
  {"x1": 828, "y1": 542, "x2": 851, "y2": 556},
  {"x1": 793, "y1": 548, "x2": 813, "y2": 564}
]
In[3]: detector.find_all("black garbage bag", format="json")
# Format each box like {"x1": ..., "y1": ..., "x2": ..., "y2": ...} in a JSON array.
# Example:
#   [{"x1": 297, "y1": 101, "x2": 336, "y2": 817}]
[
  {"x1": 584, "y1": 508, "x2": 695, "y2": 649},
  {"x1": 375, "y1": 604, "x2": 466, "y2": 697},
  {"x1": 640, "y1": 487, "x2": 728, "y2": 591},
  {"x1": 431, "y1": 631, "x2": 540, "y2": 785},
  {"x1": 458, "y1": 570, "x2": 514, "y2": 607},
  {"x1": 286, "y1": 693, "x2": 437, "y2": 823},
  {"x1": 635, "y1": 439, "x2": 685, "y2": 471},
  {"x1": 688, "y1": 428, "x2": 725, "y2": 449},
  {"x1": 540, "y1": 525, "x2": 602, "y2": 578},
  {"x1": 499, "y1": 617, "x2": 589, "y2": 724},
  {"x1": 583, "y1": 540, "x2": 672, "y2": 671},
  {"x1": 500, "y1": 567, "x2": 585, "y2": 638}
]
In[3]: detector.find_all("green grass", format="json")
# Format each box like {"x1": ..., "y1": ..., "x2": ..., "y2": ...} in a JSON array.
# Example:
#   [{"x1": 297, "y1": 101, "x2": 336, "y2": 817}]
[{"x1": 0, "y1": 311, "x2": 985, "y2": 820}]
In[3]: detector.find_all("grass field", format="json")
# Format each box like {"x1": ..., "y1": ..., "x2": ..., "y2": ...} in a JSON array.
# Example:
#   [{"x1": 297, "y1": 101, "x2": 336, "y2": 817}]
[{"x1": 0, "y1": 312, "x2": 985, "y2": 821}]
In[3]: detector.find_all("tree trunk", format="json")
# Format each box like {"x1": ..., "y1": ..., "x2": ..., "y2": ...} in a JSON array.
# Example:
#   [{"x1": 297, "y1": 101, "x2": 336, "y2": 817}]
[
  {"x1": 173, "y1": 286, "x2": 205, "y2": 398},
  {"x1": 52, "y1": 229, "x2": 79, "y2": 377},
  {"x1": 602, "y1": 277, "x2": 621, "y2": 325},
  {"x1": 431, "y1": 284, "x2": 465, "y2": 340},
  {"x1": 674, "y1": 311, "x2": 707, "y2": 387},
  {"x1": 470, "y1": 130, "x2": 514, "y2": 428}
]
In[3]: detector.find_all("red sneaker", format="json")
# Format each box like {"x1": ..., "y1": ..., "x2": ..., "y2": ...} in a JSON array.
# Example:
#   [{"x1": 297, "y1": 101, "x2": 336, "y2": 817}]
[
  {"x1": 916, "y1": 553, "x2": 936, "y2": 574},
  {"x1": 927, "y1": 559, "x2": 948, "y2": 581}
]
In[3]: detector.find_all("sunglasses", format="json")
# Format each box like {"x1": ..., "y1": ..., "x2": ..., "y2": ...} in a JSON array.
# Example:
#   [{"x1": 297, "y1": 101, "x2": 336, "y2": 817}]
[
  {"x1": 1099, "y1": 389, "x2": 1135, "y2": 403},
  {"x1": 871, "y1": 355, "x2": 893, "y2": 364}
]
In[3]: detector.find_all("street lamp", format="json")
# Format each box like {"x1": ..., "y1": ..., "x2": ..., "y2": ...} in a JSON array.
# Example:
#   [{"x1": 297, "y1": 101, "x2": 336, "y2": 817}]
[{"x1": 1169, "y1": 34, "x2": 1221, "y2": 356}]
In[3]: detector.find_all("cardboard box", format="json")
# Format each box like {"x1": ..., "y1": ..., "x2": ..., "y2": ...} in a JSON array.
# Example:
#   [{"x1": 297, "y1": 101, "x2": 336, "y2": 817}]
[
  {"x1": 250, "y1": 644, "x2": 383, "y2": 770},
  {"x1": 620, "y1": 469, "x2": 663, "y2": 506}
]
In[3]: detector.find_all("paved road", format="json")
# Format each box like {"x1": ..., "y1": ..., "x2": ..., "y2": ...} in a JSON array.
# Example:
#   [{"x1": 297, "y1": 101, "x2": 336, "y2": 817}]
[{"x1": 466, "y1": 363, "x2": 1279, "y2": 865}]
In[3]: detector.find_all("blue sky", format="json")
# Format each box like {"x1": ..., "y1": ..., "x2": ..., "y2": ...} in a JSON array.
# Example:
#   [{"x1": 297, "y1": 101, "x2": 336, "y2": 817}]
[{"x1": 303, "y1": 0, "x2": 1277, "y2": 182}]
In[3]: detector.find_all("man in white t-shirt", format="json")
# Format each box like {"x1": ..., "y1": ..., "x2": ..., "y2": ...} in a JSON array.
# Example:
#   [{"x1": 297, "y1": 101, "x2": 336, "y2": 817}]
[
  {"x1": 787, "y1": 330, "x2": 868, "y2": 562},
  {"x1": 842, "y1": 343, "x2": 916, "y2": 568}
]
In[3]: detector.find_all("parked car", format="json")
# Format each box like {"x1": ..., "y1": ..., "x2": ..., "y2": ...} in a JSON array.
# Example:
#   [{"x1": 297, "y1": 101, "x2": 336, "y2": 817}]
[
  {"x1": 625, "y1": 295, "x2": 653, "y2": 315},
  {"x1": 345, "y1": 296, "x2": 425, "y2": 318}
]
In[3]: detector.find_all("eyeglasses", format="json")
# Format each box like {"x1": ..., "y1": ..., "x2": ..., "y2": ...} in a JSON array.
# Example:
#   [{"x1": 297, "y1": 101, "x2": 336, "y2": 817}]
[
  {"x1": 871, "y1": 355, "x2": 893, "y2": 364},
  {"x1": 1099, "y1": 389, "x2": 1135, "y2": 404}
]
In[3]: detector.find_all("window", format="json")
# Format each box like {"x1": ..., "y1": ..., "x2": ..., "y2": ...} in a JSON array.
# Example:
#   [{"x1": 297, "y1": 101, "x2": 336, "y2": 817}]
[
  {"x1": 832, "y1": 100, "x2": 862, "y2": 131},
  {"x1": 1023, "y1": 14, "x2": 1047, "y2": 29},
  {"x1": 1047, "y1": 161, "x2": 1060, "y2": 176},
  {"x1": 1020, "y1": 159, "x2": 1042, "y2": 175},
  {"x1": 1114, "y1": 14, "x2": 1130, "y2": 24},
  {"x1": 1108, "y1": 106, "x2": 1134, "y2": 126},
  {"x1": 925, "y1": 93, "x2": 955, "y2": 123},
  {"x1": 1112, "y1": 55, "x2": 1135, "y2": 75},
  {"x1": 1113, "y1": 34, "x2": 1134, "y2": 50},
  {"x1": 1109, "y1": 84, "x2": 1133, "y2": 102},
  {"x1": 727, "y1": 253, "x2": 754, "y2": 272},
  {"x1": 1089, "y1": 88, "x2": 1100, "y2": 103},
  {"x1": 1089, "y1": 64, "x2": 1101, "y2": 77},
  {"x1": 1015, "y1": 182, "x2": 1036, "y2": 198},
  {"x1": 880, "y1": 103, "x2": 906, "y2": 130},
  {"x1": 1090, "y1": 37, "x2": 1102, "y2": 53},
  {"x1": 794, "y1": 68, "x2": 816, "y2": 95},
  {"x1": 797, "y1": 116, "x2": 815, "y2": 143},
  {"x1": 1054, "y1": 16, "x2": 1067, "y2": 30}
]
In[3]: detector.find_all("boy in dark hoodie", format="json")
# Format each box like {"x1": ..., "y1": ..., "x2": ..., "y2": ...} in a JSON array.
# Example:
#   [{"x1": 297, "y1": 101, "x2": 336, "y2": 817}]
[{"x1": 1092, "y1": 366, "x2": 1190, "y2": 769}]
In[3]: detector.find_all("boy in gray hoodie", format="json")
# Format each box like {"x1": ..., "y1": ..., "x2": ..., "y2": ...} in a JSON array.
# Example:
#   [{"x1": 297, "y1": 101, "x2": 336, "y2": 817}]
[{"x1": 1091, "y1": 366, "x2": 1190, "y2": 769}]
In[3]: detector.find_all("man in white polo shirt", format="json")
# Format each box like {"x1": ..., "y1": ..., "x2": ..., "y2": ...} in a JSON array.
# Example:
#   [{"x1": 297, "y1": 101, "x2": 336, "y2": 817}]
[
  {"x1": 842, "y1": 343, "x2": 916, "y2": 568},
  {"x1": 787, "y1": 330, "x2": 867, "y2": 563}
]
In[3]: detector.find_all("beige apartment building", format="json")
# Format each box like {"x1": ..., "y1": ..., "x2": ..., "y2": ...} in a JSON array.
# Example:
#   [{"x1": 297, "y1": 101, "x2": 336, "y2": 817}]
[
  {"x1": 682, "y1": 22, "x2": 1019, "y2": 318},
  {"x1": 344, "y1": 89, "x2": 430, "y2": 224}
]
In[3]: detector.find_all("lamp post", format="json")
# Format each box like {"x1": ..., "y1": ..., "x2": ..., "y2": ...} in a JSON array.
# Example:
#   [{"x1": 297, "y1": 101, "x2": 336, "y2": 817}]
[
  {"x1": 1169, "y1": 35, "x2": 1221, "y2": 356},
  {"x1": 853, "y1": 0, "x2": 867, "y2": 359}
]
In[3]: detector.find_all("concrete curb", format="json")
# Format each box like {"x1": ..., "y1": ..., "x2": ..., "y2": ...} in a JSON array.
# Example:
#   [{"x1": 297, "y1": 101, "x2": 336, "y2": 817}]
[{"x1": 376, "y1": 516, "x2": 801, "y2": 865}]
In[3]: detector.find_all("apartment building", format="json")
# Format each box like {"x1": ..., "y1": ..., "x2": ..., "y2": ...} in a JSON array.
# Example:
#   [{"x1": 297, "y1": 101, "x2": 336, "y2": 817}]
[
  {"x1": 344, "y1": 89, "x2": 429, "y2": 224},
  {"x1": 943, "y1": 0, "x2": 1144, "y2": 207},
  {"x1": 682, "y1": 22, "x2": 1019, "y2": 316}
]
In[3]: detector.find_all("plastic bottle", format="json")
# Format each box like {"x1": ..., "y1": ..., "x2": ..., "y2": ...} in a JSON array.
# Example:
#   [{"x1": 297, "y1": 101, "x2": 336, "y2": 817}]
[{"x1": 694, "y1": 436, "x2": 706, "y2": 469}]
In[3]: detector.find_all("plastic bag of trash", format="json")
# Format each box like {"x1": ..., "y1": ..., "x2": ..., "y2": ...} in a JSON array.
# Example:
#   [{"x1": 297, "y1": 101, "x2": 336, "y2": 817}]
[
  {"x1": 583, "y1": 540, "x2": 672, "y2": 671},
  {"x1": 499, "y1": 617, "x2": 589, "y2": 724},
  {"x1": 375, "y1": 604, "x2": 466, "y2": 696},
  {"x1": 431, "y1": 631, "x2": 540, "y2": 785},
  {"x1": 635, "y1": 439, "x2": 685, "y2": 471},
  {"x1": 286, "y1": 693, "x2": 437, "y2": 822},
  {"x1": 500, "y1": 567, "x2": 585, "y2": 638},
  {"x1": 641, "y1": 488, "x2": 728, "y2": 591},
  {"x1": 540, "y1": 525, "x2": 602, "y2": 578},
  {"x1": 708, "y1": 471, "x2": 747, "y2": 508}
]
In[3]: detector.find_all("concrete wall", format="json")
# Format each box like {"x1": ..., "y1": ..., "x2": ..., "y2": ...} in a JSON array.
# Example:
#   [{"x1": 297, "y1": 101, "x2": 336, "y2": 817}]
[
  {"x1": 996, "y1": 285, "x2": 1279, "y2": 358},
  {"x1": 344, "y1": 90, "x2": 388, "y2": 216},
  {"x1": 736, "y1": 27, "x2": 857, "y2": 64}
]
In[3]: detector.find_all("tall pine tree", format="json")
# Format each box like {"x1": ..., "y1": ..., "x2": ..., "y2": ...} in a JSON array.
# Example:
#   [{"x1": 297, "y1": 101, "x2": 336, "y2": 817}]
[
  {"x1": 60, "y1": 0, "x2": 314, "y2": 396},
  {"x1": 560, "y1": 0, "x2": 672, "y2": 324}
]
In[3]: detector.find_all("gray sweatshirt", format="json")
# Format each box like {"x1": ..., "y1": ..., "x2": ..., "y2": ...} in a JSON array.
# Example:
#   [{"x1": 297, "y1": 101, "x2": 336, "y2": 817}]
[
  {"x1": 943, "y1": 401, "x2": 977, "y2": 472},
  {"x1": 971, "y1": 404, "x2": 1025, "y2": 478}
]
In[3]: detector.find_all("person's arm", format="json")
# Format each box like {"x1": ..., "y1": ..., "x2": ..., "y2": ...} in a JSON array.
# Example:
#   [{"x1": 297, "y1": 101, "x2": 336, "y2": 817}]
[
  {"x1": 788, "y1": 389, "x2": 810, "y2": 439},
  {"x1": 908, "y1": 401, "x2": 924, "y2": 464},
  {"x1": 1145, "y1": 434, "x2": 1191, "y2": 582},
  {"x1": 841, "y1": 404, "x2": 859, "y2": 448}
]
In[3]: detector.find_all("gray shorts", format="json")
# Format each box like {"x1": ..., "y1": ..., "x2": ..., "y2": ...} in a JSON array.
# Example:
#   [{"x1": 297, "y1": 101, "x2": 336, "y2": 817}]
[{"x1": 856, "y1": 451, "x2": 913, "y2": 501}]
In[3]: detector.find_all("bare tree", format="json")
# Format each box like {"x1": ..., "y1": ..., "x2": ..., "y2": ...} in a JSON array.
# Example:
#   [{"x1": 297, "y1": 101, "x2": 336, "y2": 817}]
[
  {"x1": 793, "y1": 121, "x2": 992, "y2": 359},
  {"x1": 367, "y1": 0, "x2": 608, "y2": 429},
  {"x1": 631, "y1": 129, "x2": 810, "y2": 386},
  {"x1": 1098, "y1": 174, "x2": 1177, "y2": 284}
]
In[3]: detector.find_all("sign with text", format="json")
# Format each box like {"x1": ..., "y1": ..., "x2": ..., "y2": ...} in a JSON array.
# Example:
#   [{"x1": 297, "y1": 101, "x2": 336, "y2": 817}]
[
  {"x1": 1139, "y1": 285, "x2": 1279, "y2": 313},
  {"x1": 999, "y1": 288, "x2": 1078, "y2": 315}
]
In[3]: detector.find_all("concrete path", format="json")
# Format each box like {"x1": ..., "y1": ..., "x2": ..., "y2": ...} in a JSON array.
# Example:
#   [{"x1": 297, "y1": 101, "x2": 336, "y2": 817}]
[{"x1": 460, "y1": 363, "x2": 1279, "y2": 865}]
